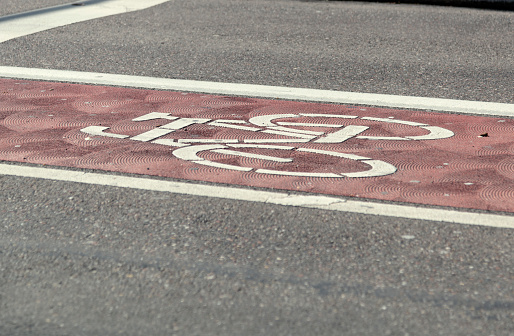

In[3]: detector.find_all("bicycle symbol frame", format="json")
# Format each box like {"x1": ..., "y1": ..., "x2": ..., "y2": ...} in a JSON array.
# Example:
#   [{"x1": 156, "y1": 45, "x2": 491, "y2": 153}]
[{"x1": 81, "y1": 112, "x2": 454, "y2": 178}]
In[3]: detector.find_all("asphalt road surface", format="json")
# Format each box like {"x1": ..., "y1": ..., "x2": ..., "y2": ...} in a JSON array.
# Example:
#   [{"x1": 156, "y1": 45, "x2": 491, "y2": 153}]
[{"x1": 0, "y1": 1, "x2": 513, "y2": 335}]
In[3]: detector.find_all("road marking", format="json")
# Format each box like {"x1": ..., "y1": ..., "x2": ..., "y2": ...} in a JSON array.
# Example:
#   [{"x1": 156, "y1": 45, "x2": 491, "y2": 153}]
[
  {"x1": 1, "y1": 77, "x2": 512, "y2": 212},
  {"x1": 0, "y1": 67, "x2": 513, "y2": 117},
  {"x1": 78, "y1": 113, "x2": 452, "y2": 178},
  {"x1": 0, "y1": 73, "x2": 512, "y2": 225},
  {"x1": 0, "y1": 0, "x2": 170, "y2": 43},
  {"x1": 0, "y1": 164, "x2": 511, "y2": 229}
]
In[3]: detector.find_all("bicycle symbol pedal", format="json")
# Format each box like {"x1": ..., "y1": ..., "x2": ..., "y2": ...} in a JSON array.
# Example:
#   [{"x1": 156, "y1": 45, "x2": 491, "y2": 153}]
[{"x1": 81, "y1": 112, "x2": 454, "y2": 178}]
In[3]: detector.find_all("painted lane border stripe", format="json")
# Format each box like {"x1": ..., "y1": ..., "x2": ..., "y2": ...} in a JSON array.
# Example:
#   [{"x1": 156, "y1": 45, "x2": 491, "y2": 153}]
[
  {"x1": 0, "y1": 164, "x2": 511, "y2": 229},
  {"x1": 0, "y1": 68, "x2": 512, "y2": 227},
  {"x1": 0, "y1": 67, "x2": 513, "y2": 117},
  {"x1": 0, "y1": 0, "x2": 170, "y2": 43}
]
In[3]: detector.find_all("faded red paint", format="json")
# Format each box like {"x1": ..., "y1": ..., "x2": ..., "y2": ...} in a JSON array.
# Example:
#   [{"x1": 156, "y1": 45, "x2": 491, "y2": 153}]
[{"x1": 0, "y1": 78, "x2": 512, "y2": 212}]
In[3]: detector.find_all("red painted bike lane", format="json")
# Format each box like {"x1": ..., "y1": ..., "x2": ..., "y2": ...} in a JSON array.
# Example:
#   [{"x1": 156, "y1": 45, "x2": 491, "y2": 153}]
[{"x1": 1, "y1": 78, "x2": 512, "y2": 212}]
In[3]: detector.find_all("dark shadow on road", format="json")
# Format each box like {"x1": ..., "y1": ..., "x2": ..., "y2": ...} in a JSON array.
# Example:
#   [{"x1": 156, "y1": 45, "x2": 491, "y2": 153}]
[
  {"x1": 0, "y1": 0, "x2": 110, "y2": 23},
  {"x1": 306, "y1": 0, "x2": 514, "y2": 11}
]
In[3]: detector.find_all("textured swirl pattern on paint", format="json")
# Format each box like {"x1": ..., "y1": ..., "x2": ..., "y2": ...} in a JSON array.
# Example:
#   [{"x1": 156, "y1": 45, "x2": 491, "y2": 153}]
[{"x1": 0, "y1": 78, "x2": 512, "y2": 213}]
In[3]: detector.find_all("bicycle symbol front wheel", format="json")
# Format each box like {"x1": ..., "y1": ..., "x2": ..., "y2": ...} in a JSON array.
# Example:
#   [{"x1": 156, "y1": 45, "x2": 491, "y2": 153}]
[{"x1": 172, "y1": 143, "x2": 397, "y2": 178}]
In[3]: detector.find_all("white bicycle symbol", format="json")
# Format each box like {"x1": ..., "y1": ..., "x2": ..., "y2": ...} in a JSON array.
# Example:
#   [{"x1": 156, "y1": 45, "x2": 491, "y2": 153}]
[{"x1": 81, "y1": 112, "x2": 454, "y2": 178}]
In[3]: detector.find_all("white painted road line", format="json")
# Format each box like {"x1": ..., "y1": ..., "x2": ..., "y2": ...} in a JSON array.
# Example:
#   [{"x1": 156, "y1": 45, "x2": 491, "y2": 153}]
[
  {"x1": 0, "y1": 164, "x2": 512, "y2": 229},
  {"x1": 0, "y1": 67, "x2": 513, "y2": 117},
  {"x1": 0, "y1": 0, "x2": 170, "y2": 43}
]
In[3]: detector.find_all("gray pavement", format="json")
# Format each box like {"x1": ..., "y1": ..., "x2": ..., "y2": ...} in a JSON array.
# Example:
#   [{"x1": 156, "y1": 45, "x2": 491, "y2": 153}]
[
  {"x1": 0, "y1": 1, "x2": 513, "y2": 335},
  {"x1": 2, "y1": 0, "x2": 512, "y2": 103},
  {"x1": 1, "y1": 175, "x2": 513, "y2": 335}
]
